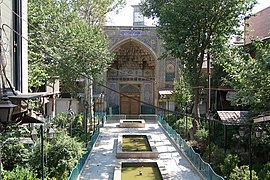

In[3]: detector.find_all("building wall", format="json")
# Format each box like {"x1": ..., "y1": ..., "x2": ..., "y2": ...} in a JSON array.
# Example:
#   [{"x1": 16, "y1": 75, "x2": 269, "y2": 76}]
[
  {"x1": 0, "y1": 0, "x2": 28, "y2": 93},
  {"x1": 22, "y1": 0, "x2": 28, "y2": 93},
  {"x1": 2, "y1": 0, "x2": 14, "y2": 84},
  {"x1": 245, "y1": 6, "x2": 270, "y2": 44}
]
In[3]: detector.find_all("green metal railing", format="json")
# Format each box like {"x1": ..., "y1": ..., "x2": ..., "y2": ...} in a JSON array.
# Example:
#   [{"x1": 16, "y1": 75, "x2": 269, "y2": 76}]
[
  {"x1": 158, "y1": 116, "x2": 224, "y2": 180},
  {"x1": 68, "y1": 125, "x2": 100, "y2": 180}
]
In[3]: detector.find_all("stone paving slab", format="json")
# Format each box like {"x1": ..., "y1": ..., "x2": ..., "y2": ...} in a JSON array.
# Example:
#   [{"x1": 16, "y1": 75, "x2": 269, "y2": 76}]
[{"x1": 79, "y1": 123, "x2": 203, "y2": 180}]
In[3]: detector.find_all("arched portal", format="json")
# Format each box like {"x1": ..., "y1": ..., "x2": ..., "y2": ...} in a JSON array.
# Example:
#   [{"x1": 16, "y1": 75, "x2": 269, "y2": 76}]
[{"x1": 106, "y1": 38, "x2": 157, "y2": 115}]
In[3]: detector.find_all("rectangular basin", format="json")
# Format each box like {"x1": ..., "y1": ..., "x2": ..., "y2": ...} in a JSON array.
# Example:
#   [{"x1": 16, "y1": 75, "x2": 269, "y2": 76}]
[
  {"x1": 120, "y1": 119, "x2": 145, "y2": 128},
  {"x1": 116, "y1": 134, "x2": 158, "y2": 159},
  {"x1": 113, "y1": 161, "x2": 169, "y2": 180}
]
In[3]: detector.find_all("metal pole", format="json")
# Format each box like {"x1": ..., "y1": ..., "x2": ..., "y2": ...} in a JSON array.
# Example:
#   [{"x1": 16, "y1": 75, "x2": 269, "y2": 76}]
[
  {"x1": 208, "y1": 119, "x2": 211, "y2": 163},
  {"x1": 98, "y1": 99, "x2": 101, "y2": 126},
  {"x1": 85, "y1": 101, "x2": 88, "y2": 134},
  {"x1": 207, "y1": 52, "x2": 211, "y2": 112},
  {"x1": 207, "y1": 52, "x2": 211, "y2": 164},
  {"x1": 70, "y1": 116, "x2": 72, "y2": 137},
  {"x1": 41, "y1": 125, "x2": 44, "y2": 180},
  {"x1": 224, "y1": 125, "x2": 227, "y2": 153},
  {"x1": 249, "y1": 125, "x2": 252, "y2": 180},
  {"x1": 0, "y1": 141, "x2": 2, "y2": 180},
  {"x1": 185, "y1": 112, "x2": 188, "y2": 138}
]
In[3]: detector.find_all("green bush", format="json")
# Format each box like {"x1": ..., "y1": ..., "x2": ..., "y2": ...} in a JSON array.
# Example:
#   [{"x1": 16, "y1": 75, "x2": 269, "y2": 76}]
[
  {"x1": 174, "y1": 117, "x2": 192, "y2": 138},
  {"x1": 258, "y1": 162, "x2": 270, "y2": 180},
  {"x1": 29, "y1": 131, "x2": 84, "y2": 179},
  {"x1": 51, "y1": 113, "x2": 69, "y2": 129},
  {"x1": 194, "y1": 128, "x2": 208, "y2": 144},
  {"x1": 165, "y1": 114, "x2": 177, "y2": 126},
  {"x1": 51, "y1": 113, "x2": 89, "y2": 142},
  {"x1": 3, "y1": 165, "x2": 39, "y2": 180},
  {"x1": 229, "y1": 165, "x2": 258, "y2": 180},
  {"x1": 220, "y1": 153, "x2": 240, "y2": 178},
  {"x1": 70, "y1": 114, "x2": 89, "y2": 142},
  {"x1": 1, "y1": 139, "x2": 30, "y2": 171},
  {"x1": 202, "y1": 143, "x2": 226, "y2": 174}
]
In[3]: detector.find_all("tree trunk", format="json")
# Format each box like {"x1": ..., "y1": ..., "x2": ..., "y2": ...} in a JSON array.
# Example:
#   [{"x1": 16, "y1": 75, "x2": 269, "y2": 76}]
[
  {"x1": 194, "y1": 87, "x2": 201, "y2": 119},
  {"x1": 189, "y1": 84, "x2": 201, "y2": 140}
]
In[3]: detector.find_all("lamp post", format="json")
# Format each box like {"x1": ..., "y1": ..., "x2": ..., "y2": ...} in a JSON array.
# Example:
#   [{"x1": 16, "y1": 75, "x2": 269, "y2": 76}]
[
  {"x1": 0, "y1": 94, "x2": 17, "y2": 127},
  {"x1": 239, "y1": 125, "x2": 261, "y2": 180},
  {"x1": 31, "y1": 125, "x2": 54, "y2": 180},
  {"x1": 0, "y1": 84, "x2": 16, "y2": 180}
]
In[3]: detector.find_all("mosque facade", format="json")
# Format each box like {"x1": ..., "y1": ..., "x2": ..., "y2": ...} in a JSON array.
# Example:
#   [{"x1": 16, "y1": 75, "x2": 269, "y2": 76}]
[{"x1": 101, "y1": 5, "x2": 179, "y2": 115}]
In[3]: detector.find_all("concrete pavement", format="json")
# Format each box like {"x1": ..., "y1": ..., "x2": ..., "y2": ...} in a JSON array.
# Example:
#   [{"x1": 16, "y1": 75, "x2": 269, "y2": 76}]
[{"x1": 79, "y1": 122, "x2": 203, "y2": 180}]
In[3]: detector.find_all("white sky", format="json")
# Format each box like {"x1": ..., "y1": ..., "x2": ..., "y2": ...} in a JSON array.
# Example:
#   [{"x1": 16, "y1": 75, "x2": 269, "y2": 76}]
[{"x1": 106, "y1": 0, "x2": 270, "y2": 26}]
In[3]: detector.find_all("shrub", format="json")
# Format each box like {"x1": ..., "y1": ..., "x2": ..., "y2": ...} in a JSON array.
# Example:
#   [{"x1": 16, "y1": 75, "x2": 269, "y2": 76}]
[
  {"x1": 258, "y1": 162, "x2": 270, "y2": 180},
  {"x1": 202, "y1": 143, "x2": 226, "y2": 174},
  {"x1": 194, "y1": 128, "x2": 208, "y2": 143},
  {"x1": 229, "y1": 165, "x2": 258, "y2": 180},
  {"x1": 174, "y1": 117, "x2": 192, "y2": 138},
  {"x1": 165, "y1": 114, "x2": 177, "y2": 126},
  {"x1": 1, "y1": 139, "x2": 30, "y2": 171},
  {"x1": 3, "y1": 165, "x2": 39, "y2": 180},
  {"x1": 220, "y1": 153, "x2": 240, "y2": 178},
  {"x1": 29, "y1": 131, "x2": 84, "y2": 179}
]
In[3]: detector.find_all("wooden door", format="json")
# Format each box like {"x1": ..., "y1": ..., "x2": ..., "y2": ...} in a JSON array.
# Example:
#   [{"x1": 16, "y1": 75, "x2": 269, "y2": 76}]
[{"x1": 120, "y1": 93, "x2": 140, "y2": 114}]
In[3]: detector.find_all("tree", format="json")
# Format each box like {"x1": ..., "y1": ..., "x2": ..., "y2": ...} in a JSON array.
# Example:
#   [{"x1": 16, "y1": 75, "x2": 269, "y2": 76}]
[
  {"x1": 79, "y1": 0, "x2": 126, "y2": 26},
  {"x1": 141, "y1": 0, "x2": 256, "y2": 119},
  {"x1": 28, "y1": 0, "x2": 122, "y2": 95},
  {"x1": 217, "y1": 40, "x2": 270, "y2": 115}
]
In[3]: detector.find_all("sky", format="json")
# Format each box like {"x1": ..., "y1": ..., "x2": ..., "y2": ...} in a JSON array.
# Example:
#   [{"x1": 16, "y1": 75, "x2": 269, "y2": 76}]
[{"x1": 106, "y1": 0, "x2": 270, "y2": 26}]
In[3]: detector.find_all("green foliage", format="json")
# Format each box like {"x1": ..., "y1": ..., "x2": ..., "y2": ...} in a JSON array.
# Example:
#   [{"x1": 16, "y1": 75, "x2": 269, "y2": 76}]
[
  {"x1": 203, "y1": 143, "x2": 226, "y2": 174},
  {"x1": 141, "y1": 0, "x2": 257, "y2": 116},
  {"x1": 194, "y1": 128, "x2": 208, "y2": 143},
  {"x1": 174, "y1": 117, "x2": 192, "y2": 138},
  {"x1": 220, "y1": 153, "x2": 240, "y2": 178},
  {"x1": 229, "y1": 165, "x2": 258, "y2": 180},
  {"x1": 28, "y1": 0, "x2": 114, "y2": 94},
  {"x1": 79, "y1": 0, "x2": 126, "y2": 25},
  {"x1": 70, "y1": 115, "x2": 89, "y2": 142},
  {"x1": 29, "y1": 131, "x2": 84, "y2": 179},
  {"x1": 51, "y1": 113, "x2": 89, "y2": 142},
  {"x1": 1, "y1": 140, "x2": 30, "y2": 171},
  {"x1": 50, "y1": 113, "x2": 68, "y2": 128},
  {"x1": 3, "y1": 165, "x2": 39, "y2": 180},
  {"x1": 217, "y1": 41, "x2": 270, "y2": 115},
  {"x1": 174, "y1": 74, "x2": 192, "y2": 112},
  {"x1": 258, "y1": 162, "x2": 270, "y2": 180},
  {"x1": 165, "y1": 114, "x2": 177, "y2": 126}
]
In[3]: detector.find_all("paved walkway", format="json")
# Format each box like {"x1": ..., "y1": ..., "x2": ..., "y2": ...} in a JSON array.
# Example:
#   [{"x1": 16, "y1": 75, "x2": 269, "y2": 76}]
[{"x1": 79, "y1": 123, "x2": 203, "y2": 180}]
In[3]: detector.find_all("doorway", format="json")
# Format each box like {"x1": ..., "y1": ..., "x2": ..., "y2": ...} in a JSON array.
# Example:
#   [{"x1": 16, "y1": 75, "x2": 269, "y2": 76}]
[{"x1": 120, "y1": 93, "x2": 140, "y2": 114}]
